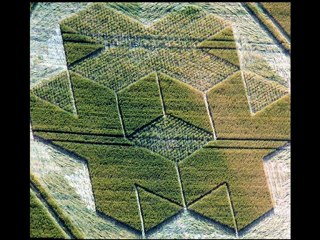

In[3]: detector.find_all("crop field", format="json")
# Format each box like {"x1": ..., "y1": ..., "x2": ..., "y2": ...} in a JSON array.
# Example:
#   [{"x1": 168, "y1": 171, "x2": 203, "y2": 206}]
[{"x1": 30, "y1": 2, "x2": 290, "y2": 239}]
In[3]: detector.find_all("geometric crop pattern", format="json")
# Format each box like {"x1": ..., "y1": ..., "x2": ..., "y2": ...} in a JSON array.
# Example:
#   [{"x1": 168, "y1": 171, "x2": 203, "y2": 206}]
[
  {"x1": 129, "y1": 114, "x2": 213, "y2": 162},
  {"x1": 30, "y1": 3, "x2": 290, "y2": 237}
]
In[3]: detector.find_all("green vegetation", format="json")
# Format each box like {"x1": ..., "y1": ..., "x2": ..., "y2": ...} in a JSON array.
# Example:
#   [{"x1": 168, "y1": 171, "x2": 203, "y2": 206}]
[
  {"x1": 62, "y1": 33, "x2": 102, "y2": 44},
  {"x1": 261, "y1": 2, "x2": 290, "y2": 36},
  {"x1": 197, "y1": 27, "x2": 239, "y2": 66},
  {"x1": 31, "y1": 71, "x2": 75, "y2": 114},
  {"x1": 31, "y1": 175, "x2": 84, "y2": 238},
  {"x1": 31, "y1": 3, "x2": 290, "y2": 234},
  {"x1": 31, "y1": 72, "x2": 122, "y2": 135},
  {"x1": 118, "y1": 72, "x2": 163, "y2": 135},
  {"x1": 197, "y1": 27, "x2": 237, "y2": 49},
  {"x1": 64, "y1": 42, "x2": 104, "y2": 65},
  {"x1": 180, "y1": 147, "x2": 274, "y2": 230},
  {"x1": 52, "y1": 142, "x2": 182, "y2": 231},
  {"x1": 30, "y1": 190, "x2": 67, "y2": 239},
  {"x1": 245, "y1": 3, "x2": 290, "y2": 53},
  {"x1": 189, "y1": 184, "x2": 234, "y2": 228},
  {"x1": 30, "y1": 2, "x2": 35, "y2": 11},
  {"x1": 205, "y1": 139, "x2": 287, "y2": 149},
  {"x1": 130, "y1": 115, "x2": 213, "y2": 161},
  {"x1": 159, "y1": 72, "x2": 212, "y2": 133},
  {"x1": 61, "y1": 32, "x2": 104, "y2": 65},
  {"x1": 209, "y1": 27, "x2": 235, "y2": 41},
  {"x1": 243, "y1": 71, "x2": 288, "y2": 113},
  {"x1": 207, "y1": 71, "x2": 290, "y2": 139},
  {"x1": 60, "y1": 24, "x2": 78, "y2": 34},
  {"x1": 138, "y1": 187, "x2": 182, "y2": 231}
]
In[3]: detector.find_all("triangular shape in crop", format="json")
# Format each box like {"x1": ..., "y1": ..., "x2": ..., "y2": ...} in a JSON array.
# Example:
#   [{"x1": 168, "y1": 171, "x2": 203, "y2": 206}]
[
  {"x1": 31, "y1": 71, "x2": 76, "y2": 115},
  {"x1": 189, "y1": 184, "x2": 234, "y2": 229},
  {"x1": 137, "y1": 186, "x2": 182, "y2": 232}
]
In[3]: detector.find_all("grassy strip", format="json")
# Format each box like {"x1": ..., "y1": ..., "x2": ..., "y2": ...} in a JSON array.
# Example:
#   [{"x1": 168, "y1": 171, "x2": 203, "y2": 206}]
[
  {"x1": 261, "y1": 2, "x2": 290, "y2": 37},
  {"x1": 205, "y1": 140, "x2": 287, "y2": 149},
  {"x1": 30, "y1": 71, "x2": 123, "y2": 135},
  {"x1": 30, "y1": 175, "x2": 84, "y2": 238},
  {"x1": 245, "y1": 3, "x2": 290, "y2": 53},
  {"x1": 158, "y1": 72, "x2": 212, "y2": 133},
  {"x1": 30, "y1": 189, "x2": 68, "y2": 239},
  {"x1": 207, "y1": 71, "x2": 290, "y2": 139},
  {"x1": 154, "y1": 49, "x2": 238, "y2": 92},
  {"x1": 52, "y1": 142, "x2": 182, "y2": 231},
  {"x1": 138, "y1": 187, "x2": 182, "y2": 231},
  {"x1": 180, "y1": 147, "x2": 274, "y2": 230},
  {"x1": 118, "y1": 72, "x2": 163, "y2": 135},
  {"x1": 31, "y1": 71, "x2": 75, "y2": 114}
]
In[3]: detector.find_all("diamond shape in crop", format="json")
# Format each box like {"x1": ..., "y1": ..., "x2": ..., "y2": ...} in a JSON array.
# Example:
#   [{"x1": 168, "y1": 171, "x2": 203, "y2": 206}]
[{"x1": 129, "y1": 115, "x2": 213, "y2": 161}]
